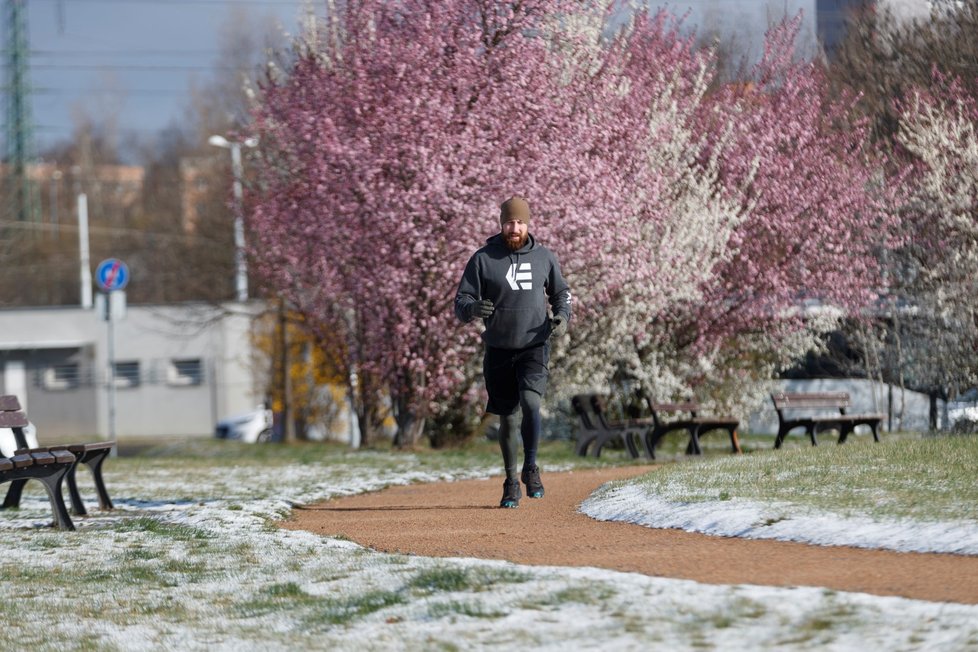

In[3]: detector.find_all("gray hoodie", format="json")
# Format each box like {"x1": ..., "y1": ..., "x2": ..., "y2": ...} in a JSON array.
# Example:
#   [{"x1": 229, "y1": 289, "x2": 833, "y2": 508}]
[{"x1": 455, "y1": 233, "x2": 572, "y2": 350}]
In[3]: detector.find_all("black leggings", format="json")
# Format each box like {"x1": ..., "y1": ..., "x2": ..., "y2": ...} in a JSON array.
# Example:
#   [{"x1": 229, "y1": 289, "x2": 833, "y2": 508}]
[{"x1": 498, "y1": 389, "x2": 542, "y2": 480}]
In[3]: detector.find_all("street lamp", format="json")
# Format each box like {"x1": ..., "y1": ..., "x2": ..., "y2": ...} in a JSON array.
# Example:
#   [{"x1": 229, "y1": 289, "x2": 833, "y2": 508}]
[{"x1": 209, "y1": 134, "x2": 258, "y2": 302}]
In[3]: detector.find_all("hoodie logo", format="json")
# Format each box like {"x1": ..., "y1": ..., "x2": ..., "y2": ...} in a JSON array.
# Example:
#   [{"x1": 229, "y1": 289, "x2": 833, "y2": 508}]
[{"x1": 506, "y1": 263, "x2": 532, "y2": 291}]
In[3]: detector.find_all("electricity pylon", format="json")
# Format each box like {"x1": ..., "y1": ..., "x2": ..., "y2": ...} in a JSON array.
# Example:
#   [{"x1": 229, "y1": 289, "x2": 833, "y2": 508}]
[{"x1": 2, "y1": 0, "x2": 39, "y2": 223}]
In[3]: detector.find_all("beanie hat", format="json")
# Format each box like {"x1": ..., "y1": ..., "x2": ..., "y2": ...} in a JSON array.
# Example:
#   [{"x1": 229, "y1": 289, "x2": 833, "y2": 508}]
[{"x1": 499, "y1": 195, "x2": 531, "y2": 226}]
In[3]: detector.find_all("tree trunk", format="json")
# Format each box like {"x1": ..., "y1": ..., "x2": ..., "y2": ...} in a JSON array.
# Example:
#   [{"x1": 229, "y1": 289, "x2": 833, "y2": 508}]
[
  {"x1": 347, "y1": 367, "x2": 387, "y2": 448},
  {"x1": 392, "y1": 395, "x2": 425, "y2": 449}
]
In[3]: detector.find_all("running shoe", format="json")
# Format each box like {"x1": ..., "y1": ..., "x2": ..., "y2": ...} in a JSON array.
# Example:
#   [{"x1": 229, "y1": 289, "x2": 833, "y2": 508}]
[
  {"x1": 521, "y1": 464, "x2": 544, "y2": 498},
  {"x1": 500, "y1": 478, "x2": 521, "y2": 508}
]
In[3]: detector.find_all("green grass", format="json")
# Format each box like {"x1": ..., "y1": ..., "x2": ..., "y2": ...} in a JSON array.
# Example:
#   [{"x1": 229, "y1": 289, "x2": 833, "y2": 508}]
[
  {"x1": 629, "y1": 432, "x2": 978, "y2": 522},
  {"x1": 534, "y1": 584, "x2": 616, "y2": 607},
  {"x1": 307, "y1": 590, "x2": 407, "y2": 626},
  {"x1": 408, "y1": 566, "x2": 531, "y2": 594},
  {"x1": 115, "y1": 517, "x2": 216, "y2": 540},
  {"x1": 427, "y1": 599, "x2": 507, "y2": 619}
]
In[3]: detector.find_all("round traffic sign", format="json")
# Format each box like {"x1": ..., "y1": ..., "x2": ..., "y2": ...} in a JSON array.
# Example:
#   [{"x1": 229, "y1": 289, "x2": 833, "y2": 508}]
[{"x1": 95, "y1": 258, "x2": 130, "y2": 291}]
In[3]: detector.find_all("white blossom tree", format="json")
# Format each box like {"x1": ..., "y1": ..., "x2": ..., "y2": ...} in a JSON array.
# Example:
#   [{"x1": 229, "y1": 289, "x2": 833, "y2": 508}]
[{"x1": 892, "y1": 86, "x2": 978, "y2": 411}]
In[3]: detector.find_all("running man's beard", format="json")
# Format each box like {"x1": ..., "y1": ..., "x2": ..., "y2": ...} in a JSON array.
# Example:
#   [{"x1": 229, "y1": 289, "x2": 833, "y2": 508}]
[{"x1": 505, "y1": 233, "x2": 528, "y2": 251}]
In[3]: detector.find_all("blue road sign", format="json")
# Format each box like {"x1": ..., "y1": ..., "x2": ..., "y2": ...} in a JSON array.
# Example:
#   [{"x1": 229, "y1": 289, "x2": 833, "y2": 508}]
[{"x1": 95, "y1": 258, "x2": 130, "y2": 291}]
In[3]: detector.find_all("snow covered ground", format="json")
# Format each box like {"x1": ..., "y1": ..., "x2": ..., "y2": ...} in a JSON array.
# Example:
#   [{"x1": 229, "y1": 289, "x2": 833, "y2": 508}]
[
  {"x1": 581, "y1": 482, "x2": 978, "y2": 555},
  {"x1": 1, "y1": 449, "x2": 976, "y2": 650}
]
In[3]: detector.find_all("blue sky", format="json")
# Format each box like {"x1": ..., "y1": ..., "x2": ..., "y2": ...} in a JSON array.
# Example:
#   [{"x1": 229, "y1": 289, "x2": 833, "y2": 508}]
[
  {"x1": 13, "y1": 0, "x2": 819, "y2": 157},
  {"x1": 18, "y1": 0, "x2": 311, "y2": 153}
]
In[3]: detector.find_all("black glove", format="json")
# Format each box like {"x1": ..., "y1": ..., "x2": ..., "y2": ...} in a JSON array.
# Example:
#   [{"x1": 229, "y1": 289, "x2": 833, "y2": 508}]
[
  {"x1": 550, "y1": 316, "x2": 567, "y2": 338},
  {"x1": 470, "y1": 299, "x2": 494, "y2": 319}
]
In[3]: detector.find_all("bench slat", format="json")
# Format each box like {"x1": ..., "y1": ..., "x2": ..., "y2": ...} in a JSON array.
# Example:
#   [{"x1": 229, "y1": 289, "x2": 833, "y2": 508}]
[
  {"x1": 650, "y1": 402, "x2": 699, "y2": 413},
  {"x1": 9, "y1": 454, "x2": 35, "y2": 469},
  {"x1": 771, "y1": 392, "x2": 851, "y2": 409},
  {"x1": 0, "y1": 395, "x2": 22, "y2": 411},
  {"x1": 0, "y1": 410, "x2": 29, "y2": 428}
]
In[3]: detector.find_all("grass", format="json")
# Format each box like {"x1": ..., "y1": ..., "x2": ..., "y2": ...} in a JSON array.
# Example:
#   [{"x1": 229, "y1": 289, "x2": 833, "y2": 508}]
[
  {"x1": 629, "y1": 432, "x2": 978, "y2": 522},
  {"x1": 408, "y1": 566, "x2": 531, "y2": 594},
  {"x1": 0, "y1": 433, "x2": 976, "y2": 650},
  {"x1": 427, "y1": 600, "x2": 507, "y2": 619},
  {"x1": 536, "y1": 584, "x2": 616, "y2": 607}
]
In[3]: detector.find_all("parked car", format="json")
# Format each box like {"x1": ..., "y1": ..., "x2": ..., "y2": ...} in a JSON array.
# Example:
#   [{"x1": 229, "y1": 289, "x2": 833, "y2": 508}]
[
  {"x1": 214, "y1": 407, "x2": 273, "y2": 444},
  {"x1": 948, "y1": 388, "x2": 978, "y2": 431}
]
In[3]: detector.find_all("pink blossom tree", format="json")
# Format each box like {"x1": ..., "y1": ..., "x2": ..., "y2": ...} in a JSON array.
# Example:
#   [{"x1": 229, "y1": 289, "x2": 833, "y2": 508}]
[
  {"x1": 251, "y1": 0, "x2": 640, "y2": 446},
  {"x1": 249, "y1": 4, "x2": 898, "y2": 444}
]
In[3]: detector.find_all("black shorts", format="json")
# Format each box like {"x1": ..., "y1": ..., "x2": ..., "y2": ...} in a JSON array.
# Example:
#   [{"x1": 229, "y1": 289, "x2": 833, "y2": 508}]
[{"x1": 483, "y1": 342, "x2": 550, "y2": 416}]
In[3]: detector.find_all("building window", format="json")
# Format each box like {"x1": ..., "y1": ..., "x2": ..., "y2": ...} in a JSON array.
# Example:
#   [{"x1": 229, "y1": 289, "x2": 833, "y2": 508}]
[
  {"x1": 167, "y1": 358, "x2": 203, "y2": 386},
  {"x1": 43, "y1": 363, "x2": 79, "y2": 390},
  {"x1": 113, "y1": 361, "x2": 140, "y2": 388}
]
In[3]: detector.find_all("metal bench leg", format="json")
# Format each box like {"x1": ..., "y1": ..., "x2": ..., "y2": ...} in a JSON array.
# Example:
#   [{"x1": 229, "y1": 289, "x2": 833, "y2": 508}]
[
  {"x1": 635, "y1": 429, "x2": 655, "y2": 460},
  {"x1": 593, "y1": 430, "x2": 641, "y2": 459},
  {"x1": 574, "y1": 432, "x2": 596, "y2": 457},
  {"x1": 774, "y1": 425, "x2": 789, "y2": 449},
  {"x1": 728, "y1": 428, "x2": 742, "y2": 454},
  {"x1": 574, "y1": 438, "x2": 591, "y2": 456},
  {"x1": 37, "y1": 466, "x2": 76, "y2": 531},
  {"x1": 870, "y1": 423, "x2": 880, "y2": 443},
  {"x1": 808, "y1": 424, "x2": 819, "y2": 446},
  {"x1": 837, "y1": 424, "x2": 852, "y2": 445},
  {"x1": 85, "y1": 453, "x2": 114, "y2": 510},
  {"x1": 686, "y1": 426, "x2": 703, "y2": 456},
  {"x1": 2, "y1": 479, "x2": 27, "y2": 509},
  {"x1": 644, "y1": 430, "x2": 662, "y2": 461},
  {"x1": 65, "y1": 463, "x2": 88, "y2": 516},
  {"x1": 591, "y1": 432, "x2": 611, "y2": 458},
  {"x1": 623, "y1": 431, "x2": 640, "y2": 459}
]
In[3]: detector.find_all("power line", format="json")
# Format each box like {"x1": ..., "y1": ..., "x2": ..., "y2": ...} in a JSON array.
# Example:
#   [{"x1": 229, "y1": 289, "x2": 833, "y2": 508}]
[
  {"x1": 32, "y1": 63, "x2": 247, "y2": 71},
  {"x1": 2, "y1": 49, "x2": 226, "y2": 56},
  {"x1": 25, "y1": 49, "x2": 227, "y2": 56},
  {"x1": 31, "y1": 0, "x2": 306, "y2": 5},
  {"x1": 6, "y1": 87, "x2": 190, "y2": 95},
  {"x1": 0, "y1": 218, "x2": 231, "y2": 245}
]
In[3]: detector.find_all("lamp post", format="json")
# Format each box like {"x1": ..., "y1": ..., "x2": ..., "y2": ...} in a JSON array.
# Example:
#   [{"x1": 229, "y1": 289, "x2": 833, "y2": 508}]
[{"x1": 208, "y1": 134, "x2": 257, "y2": 302}]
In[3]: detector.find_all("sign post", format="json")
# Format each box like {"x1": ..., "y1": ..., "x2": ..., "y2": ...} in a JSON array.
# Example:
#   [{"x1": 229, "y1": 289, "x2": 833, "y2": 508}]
[{"x1": 95, "y1": 258, "x2": 129, "y2": 449}]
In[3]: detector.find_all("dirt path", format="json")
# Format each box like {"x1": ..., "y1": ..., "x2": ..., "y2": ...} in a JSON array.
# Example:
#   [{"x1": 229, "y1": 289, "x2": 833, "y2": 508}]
[{"x1": 282, "y1": 465, "x2": 978, "y2": 605}]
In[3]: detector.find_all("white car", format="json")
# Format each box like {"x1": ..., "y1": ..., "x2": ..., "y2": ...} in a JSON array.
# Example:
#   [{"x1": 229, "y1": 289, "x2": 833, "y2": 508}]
[
  {"x1": 214, "y1": 407, "x2": 274, "y2": 444},
  {"x1": 947, "y1": 388, "x2": 978, "y2": 429},
  {"x1": 948, "y1": 403, "x2": 978, "y2": 427}
]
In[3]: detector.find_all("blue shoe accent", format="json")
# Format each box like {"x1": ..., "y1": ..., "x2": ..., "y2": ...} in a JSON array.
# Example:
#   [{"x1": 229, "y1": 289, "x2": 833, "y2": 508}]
[{"x1": 500, "y1": 479, "x2": 521, "y2": 508}]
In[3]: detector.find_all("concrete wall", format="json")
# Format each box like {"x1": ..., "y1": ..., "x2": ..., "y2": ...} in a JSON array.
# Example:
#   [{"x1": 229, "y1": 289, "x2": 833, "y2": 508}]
[{"x1": 0, "y1": 301, "x2": 263, "y2": 439}]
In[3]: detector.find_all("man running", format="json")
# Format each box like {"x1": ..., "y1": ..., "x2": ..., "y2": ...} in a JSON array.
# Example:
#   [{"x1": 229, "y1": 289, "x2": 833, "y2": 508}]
[{"x1": 455, "y1": 195, "x2": 572, "y2": 508}]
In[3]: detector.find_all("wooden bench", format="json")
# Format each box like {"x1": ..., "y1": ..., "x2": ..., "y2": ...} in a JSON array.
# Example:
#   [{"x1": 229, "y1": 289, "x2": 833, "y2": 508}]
[
  {"x1": 571, "y1": 394, "x2": 643, "y2": 459},
  {"x1": 637, "y1": 391, "x2": 741, "y2": 459},
  {"x1": 0, "y1": 397, "x2": 77, "y2": 530},
  {"x1": 770, "y1": 391, "x2": 883, "y2": 448},
  {"x1": 1, "y1": 395, "x2": 115, "y2": 516}
]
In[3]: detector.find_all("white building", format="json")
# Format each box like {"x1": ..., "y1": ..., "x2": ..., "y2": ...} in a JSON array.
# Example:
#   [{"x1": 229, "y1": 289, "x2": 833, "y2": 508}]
[{"x1": 0, "y1": 301, "x2": 263, "y2": 440}]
